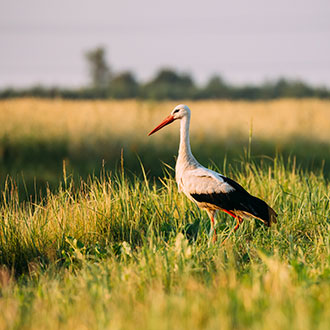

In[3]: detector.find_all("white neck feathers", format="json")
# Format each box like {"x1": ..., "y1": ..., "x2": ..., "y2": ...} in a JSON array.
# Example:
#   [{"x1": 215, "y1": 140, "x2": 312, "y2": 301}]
[{"x1": 177, "y1": 114, "x2": 198, "y2": 167}]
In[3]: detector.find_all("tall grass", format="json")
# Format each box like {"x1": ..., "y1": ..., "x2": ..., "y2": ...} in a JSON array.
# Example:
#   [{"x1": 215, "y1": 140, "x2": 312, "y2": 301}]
[
  {"x1": 0, "y1": 99, "x2": 329, "y2": 329},
  {"x1": 0, "y1": 157, "x2": 329, "y2": 329}
]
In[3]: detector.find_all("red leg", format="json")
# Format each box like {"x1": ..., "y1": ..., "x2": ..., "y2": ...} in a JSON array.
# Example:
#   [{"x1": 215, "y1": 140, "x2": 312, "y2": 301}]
[
  {"x1": 233, "y1": 217, "x2": 243, "y2": 231},
  {"x1": 210, "y1": 214, "x2": 217, "y2": 243},
  {"x1": 222, "y1": 209, "x2": 243, "y2": 231},
  {"x1": 222, "y1": 209, "x2": 237, "y2": 218}
]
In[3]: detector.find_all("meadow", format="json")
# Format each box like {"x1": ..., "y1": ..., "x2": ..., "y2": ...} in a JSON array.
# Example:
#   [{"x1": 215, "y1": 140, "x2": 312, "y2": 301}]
[{"x1": 0, "y1": 99, "x2": 329, "y2": 329}]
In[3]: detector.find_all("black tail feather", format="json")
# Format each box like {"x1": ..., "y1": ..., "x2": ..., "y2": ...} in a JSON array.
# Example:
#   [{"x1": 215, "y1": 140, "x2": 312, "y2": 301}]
[
  {"x1": 190, "y1": 176, "x2": 277, "y2": 227},
  {"x1": 241, "y1": 195, "x2": 277, "y2": 226}
]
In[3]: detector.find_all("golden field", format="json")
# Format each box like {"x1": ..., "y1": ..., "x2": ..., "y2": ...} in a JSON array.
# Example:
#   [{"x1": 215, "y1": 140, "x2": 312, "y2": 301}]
[
  {"x1": 1, "y1": 98, "x2": 330, "y2": 142},
  {"x1": 0, "y1": 98, "x2": 329, "y2": 329}
]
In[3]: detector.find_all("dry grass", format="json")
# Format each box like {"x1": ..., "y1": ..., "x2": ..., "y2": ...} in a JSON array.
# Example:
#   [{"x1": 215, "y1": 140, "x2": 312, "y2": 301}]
[{"x1": 1, "y1": 98, "x2": 329, "y2": 142}]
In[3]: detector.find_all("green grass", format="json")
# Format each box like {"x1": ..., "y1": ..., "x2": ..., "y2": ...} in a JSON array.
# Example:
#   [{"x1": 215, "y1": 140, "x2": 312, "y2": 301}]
[
  {"x1": 1, "y1": 99, "x2": 329, "y2": 329},
  {"x1": 0, "y1": 158, "x2": 329, "y2": 329},
  {"x1": 1, "y1": 133, "x2": 330, "y2": 203}
]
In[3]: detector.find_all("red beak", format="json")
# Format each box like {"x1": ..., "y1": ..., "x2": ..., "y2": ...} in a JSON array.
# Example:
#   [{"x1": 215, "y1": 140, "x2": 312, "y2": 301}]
[{"x1": 148, "y1": 115, "x2": 175, "y2": 136}]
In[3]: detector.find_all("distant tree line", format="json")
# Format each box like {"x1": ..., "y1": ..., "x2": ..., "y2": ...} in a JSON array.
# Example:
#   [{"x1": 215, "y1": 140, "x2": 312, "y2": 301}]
[{"x1": 1, "y1": 47, "x2": 329, "y2": 100}]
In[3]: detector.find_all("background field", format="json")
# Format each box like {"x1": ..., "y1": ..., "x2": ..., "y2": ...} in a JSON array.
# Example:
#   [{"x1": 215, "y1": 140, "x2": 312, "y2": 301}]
[
  {"x1": 1, "y1": 98, "x2": 330, "y2": 198},
  {"x1": 0, "y1": 99, "x2": 329, "y2": 329}
]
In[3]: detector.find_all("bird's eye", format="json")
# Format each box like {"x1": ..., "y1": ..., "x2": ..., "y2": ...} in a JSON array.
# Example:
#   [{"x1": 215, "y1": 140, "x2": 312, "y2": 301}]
[{"x1": 173, "y1": 109, "x2": 179, "y2": 114}]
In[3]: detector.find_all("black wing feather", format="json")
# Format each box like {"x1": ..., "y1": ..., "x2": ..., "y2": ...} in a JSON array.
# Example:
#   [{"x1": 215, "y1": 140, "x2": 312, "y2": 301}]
[{"x1": 191, "y1": 175, "x2": 277, "y2": 226}]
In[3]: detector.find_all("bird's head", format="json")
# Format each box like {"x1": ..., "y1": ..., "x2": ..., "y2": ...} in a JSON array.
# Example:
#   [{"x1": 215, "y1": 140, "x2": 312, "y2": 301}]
[{"x1": 148, "y1": 104, "x2": 191, "y2": 136}]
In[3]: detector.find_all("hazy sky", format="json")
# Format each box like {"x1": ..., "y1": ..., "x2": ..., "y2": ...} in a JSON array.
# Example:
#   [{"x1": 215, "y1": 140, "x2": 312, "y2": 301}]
[{"x1": 1, "y1": 0, "x2": 330, "y2": 87}]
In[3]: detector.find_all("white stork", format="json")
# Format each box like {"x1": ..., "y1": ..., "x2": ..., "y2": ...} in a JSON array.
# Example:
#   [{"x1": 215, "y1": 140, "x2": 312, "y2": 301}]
[{"x1": 148, "y1": 104, "x2": 277, "y2": 242}]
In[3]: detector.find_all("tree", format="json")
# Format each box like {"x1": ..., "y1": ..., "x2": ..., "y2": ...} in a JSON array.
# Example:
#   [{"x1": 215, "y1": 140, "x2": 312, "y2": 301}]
[
  {"x1": 85, "y1": 47, "x2": 111, "y2": 89},
  {"x1": 202, "y1": 75, "x2": 229, "y2": 99},
  {"x1": 110, "y1": 72, "x2": 138, "y2": 98},
  {"x1": 142, "y1": 68, "x2": 196, "y2": 99}
]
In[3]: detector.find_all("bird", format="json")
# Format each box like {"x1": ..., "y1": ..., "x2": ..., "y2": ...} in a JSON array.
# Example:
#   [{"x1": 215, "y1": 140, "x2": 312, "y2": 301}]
[{"x1": 148, "y1": 104, "x2": 277, "y2": 243}]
